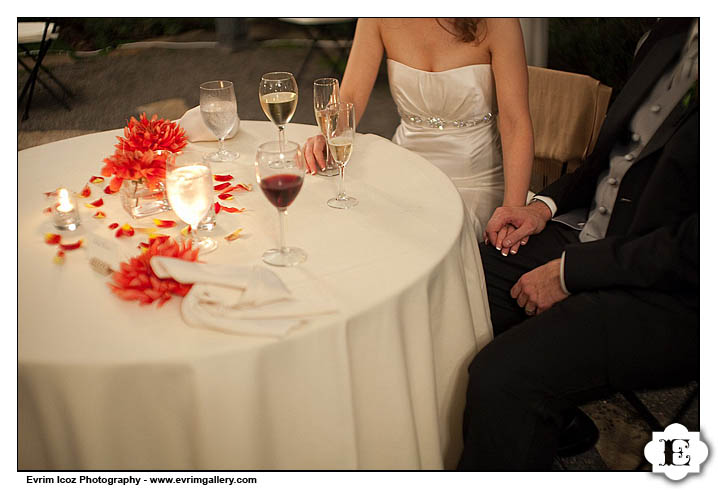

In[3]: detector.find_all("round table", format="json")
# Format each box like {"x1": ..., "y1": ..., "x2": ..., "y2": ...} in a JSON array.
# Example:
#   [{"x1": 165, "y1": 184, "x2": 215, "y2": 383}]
[{"x1": 18, "y1": 121, "x2": 493, "y2": 470}]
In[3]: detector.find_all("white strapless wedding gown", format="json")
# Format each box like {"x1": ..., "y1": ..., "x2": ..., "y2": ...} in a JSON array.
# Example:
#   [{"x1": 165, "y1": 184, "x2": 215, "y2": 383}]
[{"x1": 388, "y1": 59, "x2": 504, "y2": 236}]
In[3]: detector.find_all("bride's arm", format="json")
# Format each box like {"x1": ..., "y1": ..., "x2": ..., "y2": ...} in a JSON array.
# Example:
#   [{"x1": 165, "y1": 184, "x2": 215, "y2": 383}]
[
  {"x1": 488, "y1": 18, "x2": 534, "y2": 209},
  {"x1": 304, "y1": 18, "x2": 384, "y2": 173},
  {"x1": 339, "y1": 18, "x2": 385, "y2": 124}
]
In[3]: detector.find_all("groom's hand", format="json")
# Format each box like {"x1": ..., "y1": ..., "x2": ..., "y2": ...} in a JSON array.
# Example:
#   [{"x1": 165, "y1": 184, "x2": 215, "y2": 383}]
[
  {"x1": 303, "y1": 135, "x2": 327, "y2": 174},
  {"x1": 484, "y1": 201, "x2": 552, "y2": 252},
  {"x1": 510, "y1": 259, "x2": 568, "y2": 315}
]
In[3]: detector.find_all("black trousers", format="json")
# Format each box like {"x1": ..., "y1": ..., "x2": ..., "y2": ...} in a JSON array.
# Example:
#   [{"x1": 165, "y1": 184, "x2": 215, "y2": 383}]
[{"x1": 458, "y1": 222, "x2": 699, "y2": 470}]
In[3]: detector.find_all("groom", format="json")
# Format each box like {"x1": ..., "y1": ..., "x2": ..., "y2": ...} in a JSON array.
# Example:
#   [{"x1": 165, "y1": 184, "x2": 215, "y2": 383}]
[{"x1": 459, "y1": 18, "x2": 698, "y2": 470}]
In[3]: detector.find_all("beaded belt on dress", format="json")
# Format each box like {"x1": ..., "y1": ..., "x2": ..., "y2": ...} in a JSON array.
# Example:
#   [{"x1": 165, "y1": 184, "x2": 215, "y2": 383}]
[{"x1": 397, "y1": 108, "x2": 496, "y2": 129}]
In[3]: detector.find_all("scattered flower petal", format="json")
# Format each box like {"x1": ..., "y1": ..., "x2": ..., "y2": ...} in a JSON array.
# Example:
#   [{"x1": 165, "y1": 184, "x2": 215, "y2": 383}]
[
  {"x1": 224, "y1": 228, "x2": 243, "y2": 242},
  {"x1": 181, "y1": 225, "x2": 191, "y2": 236},
  {"x1": 43, "y1": 207, "x2": 53, "y2": 214},
  {"x1": 214, "y1": 202, "x2": 221, "y2": 214},
  {"x1": 45, "y1": 233, "x2": 61, "y2": 245},
  {"x1": 59, "y1": 239, "x2": 83, "y2": 251},
  {"x1": 54, "y1": 250, "x2": 65, "y2": 265},
  {"x1": 93, "y1": 211, "x2": 106, "y2": 219},
  {"x1": 213, "y1": 174, "x2": 233, "y2": 182},
  {"x1": 152, "y1": 219, "x2": 176, "y2": 228},
  {"x1": 104, "y1": 185, "x2": 119, "y2": 195},
  {"x1": 218, "y1": 193, "x2": 234, "y2": 201},
  {"x1": 214, "y1": 182, "x2": 231, "y2": 191},
  {"x1": 225, "y1": 183, "x2": 252, "y2": 192},
  {"x1": 134, "y1": 227, "x2": 158, "y2": 235},
  {"x1": 108, "y1": 222, "x2": 119, "y2": 230},
  {"x1": 79, "y1": 185, "x2": 92, "y2": 198},
  {"x1": 85, "y1": 198, "x2": 104, "y2": 208},
  {"x1": 90, "y1": 176, "x2": 105, "y2": 184},
  {"x1": 219, "y1": 205, "x2": 245, "y2": 214},
  {"x1": 115, "y1": 224, "x2": 135, "y2": 238}
]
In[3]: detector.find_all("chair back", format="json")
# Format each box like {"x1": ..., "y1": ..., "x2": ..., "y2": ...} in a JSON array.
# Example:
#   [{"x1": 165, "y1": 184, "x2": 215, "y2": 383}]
[{"x1": 527, "y1": 66, "x2": 612, "y2": 191}]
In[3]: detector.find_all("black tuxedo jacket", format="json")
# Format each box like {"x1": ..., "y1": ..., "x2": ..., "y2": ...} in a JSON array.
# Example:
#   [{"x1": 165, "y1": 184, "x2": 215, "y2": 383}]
[{"x1": 538, "y1": 18, "x2": 698, "y2": 305}]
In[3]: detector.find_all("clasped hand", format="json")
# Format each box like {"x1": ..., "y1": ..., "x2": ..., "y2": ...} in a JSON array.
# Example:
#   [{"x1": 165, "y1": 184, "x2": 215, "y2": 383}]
[{"x1": 483, "y1": 201, "x2": 552, "y2": 255}]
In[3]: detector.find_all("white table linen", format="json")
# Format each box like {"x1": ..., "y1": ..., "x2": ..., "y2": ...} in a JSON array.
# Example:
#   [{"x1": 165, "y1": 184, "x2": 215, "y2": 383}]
[{"x1": 18, "y1": 121, "x2": 493, "y2": 470}]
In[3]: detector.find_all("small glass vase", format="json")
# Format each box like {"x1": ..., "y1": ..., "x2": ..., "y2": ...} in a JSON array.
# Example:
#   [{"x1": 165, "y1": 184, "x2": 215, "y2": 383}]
[{"x1": 120, "y1": 178, "x2": 170, "y2": 219}]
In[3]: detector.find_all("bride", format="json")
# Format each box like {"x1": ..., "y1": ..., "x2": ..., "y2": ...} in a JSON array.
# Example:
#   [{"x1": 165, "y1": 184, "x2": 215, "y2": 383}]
[{"x1": 304, "y1": 18, "x2": 534, "y2": 254}]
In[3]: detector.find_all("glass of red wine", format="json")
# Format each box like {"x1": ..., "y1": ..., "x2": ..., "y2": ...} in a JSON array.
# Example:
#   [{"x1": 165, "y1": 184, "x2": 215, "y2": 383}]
[{"x1": 255, "y1": 140, "x2": 307, "y2": 267}]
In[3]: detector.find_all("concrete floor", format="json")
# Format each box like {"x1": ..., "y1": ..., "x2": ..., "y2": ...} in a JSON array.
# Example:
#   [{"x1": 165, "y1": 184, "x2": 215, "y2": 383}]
[{"x1": 17, "y1": 24, "x2": 699, "y2": 472}]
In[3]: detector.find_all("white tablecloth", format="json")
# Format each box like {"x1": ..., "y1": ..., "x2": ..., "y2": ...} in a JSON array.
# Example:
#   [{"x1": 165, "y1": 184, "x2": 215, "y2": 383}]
[{"x1": 18, "y1": 121, "x2": 493, "y2": 470}]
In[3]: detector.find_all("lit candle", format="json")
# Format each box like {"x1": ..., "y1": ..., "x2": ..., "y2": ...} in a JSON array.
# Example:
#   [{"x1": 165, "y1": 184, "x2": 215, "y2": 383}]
[{"x1": 51, "y1": 187, "x2": 80, "y2": 231}]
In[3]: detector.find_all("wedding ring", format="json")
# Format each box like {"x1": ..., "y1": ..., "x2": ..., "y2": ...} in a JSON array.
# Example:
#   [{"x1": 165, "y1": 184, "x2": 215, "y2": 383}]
[{"x1": 525, "y1": 307, "x2": 536, "y2": 316}]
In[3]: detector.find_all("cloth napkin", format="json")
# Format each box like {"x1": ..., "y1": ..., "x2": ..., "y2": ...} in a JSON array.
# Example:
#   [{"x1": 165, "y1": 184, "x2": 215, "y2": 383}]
[
  {"x1": 177, "y1": 105, "x2": 240, "y2": 142},
  {"x1": 150, "y1": 257, "x2": 336, "y2": 337}
]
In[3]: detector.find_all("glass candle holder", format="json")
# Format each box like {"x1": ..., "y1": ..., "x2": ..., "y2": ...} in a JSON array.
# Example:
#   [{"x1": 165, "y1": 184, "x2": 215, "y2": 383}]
[{"x1": 50, "y1": 188, "x2": 81, "y2": 231}]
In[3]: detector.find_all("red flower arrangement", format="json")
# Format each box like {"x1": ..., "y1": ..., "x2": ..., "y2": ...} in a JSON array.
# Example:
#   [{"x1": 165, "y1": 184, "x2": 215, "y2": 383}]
[
  {"x1": 101, "y1": 113, "x2": 187, "y2": 192},
  {"x1": 109, "y1": 236, "x2": 199, "y2": 306}
]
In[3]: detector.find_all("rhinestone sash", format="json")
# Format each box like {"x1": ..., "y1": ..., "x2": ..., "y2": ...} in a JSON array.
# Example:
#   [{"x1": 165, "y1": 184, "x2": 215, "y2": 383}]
[{"x1": 397, "y1": 108, "x2": 496, "y2": 129}]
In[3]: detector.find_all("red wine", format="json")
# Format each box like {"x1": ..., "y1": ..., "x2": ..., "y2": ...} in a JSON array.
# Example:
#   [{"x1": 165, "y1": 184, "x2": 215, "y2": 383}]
[{"x1": 260, "y1": 173, "x2": 303, "y2": 208}]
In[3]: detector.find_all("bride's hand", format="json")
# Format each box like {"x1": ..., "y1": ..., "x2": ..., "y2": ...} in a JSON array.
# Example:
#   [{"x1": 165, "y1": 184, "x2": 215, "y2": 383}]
[
  {"x1": 303, "y1": 134, "x2": 327, "y2": 174},
  {"x1": 491, "y1": 224, "x2": 529, "y2": 256}
]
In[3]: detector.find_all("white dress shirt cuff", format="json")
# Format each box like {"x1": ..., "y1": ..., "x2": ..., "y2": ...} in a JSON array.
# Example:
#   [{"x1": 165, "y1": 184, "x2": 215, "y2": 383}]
[
  {"x1": 531, "y1": 195, "x2": 557, "y2": 218},
  {"x1": 559, "y1": 250, "x2": 570, "y2": 295}
]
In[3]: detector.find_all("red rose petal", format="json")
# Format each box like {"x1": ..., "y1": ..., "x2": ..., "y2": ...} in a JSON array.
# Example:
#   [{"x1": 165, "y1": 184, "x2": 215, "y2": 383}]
[
  {"x1": 214, "y1": 182, "x2": 231, "y2": 191},
  {"x1": 213, "y1": 174, "x2": 233, "y2": 182},
  {"x1": 108, "y1": 222, "x2": 119, "y2": 230},
  {"x1": 90, "y1": 176, "x2": 105, "y2": 184},
  {"x1": 79, "y1": 185, "x2": 92, "y2": 198},
  {"x1": 217, "y1": 193, "x2": 233, "y2": 201},
  {"x1": 104, "y1": 185, "x2": 119, "y2": 195},
  {"x1": 219, "y1": 205, "x2": 245, "y2": 214},
  {"x1": 54, "y1": 250, "x2": 66, "y2": 265},
  {"x1": 93, "y1": 211, "x2": 106, "y2": 219}
]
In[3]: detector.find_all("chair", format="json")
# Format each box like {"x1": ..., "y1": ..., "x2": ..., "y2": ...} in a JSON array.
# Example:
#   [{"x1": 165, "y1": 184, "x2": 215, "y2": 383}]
[
  {"x1": 527, "y1": 66, "x2": 612, "y2": 191},
  {"x1": 278, "y1": 18, "x2": 354, "y2": 81},
  {"x1": 18, "y1": 20, "x2": 73, "y2": 121}
]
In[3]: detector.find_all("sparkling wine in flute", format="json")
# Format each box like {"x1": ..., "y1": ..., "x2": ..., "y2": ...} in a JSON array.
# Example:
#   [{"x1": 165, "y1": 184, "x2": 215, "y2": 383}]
[
  {"x1": 166, "y1": 165, "x2": 214, "y2": 227},
  {"x1": 328, "y1": 136, "x2": 353, "y2": 166},
  {"x1": 260, "y1": 92, "x2": 298, "y2": 126},
  {"x1": 315, "y1": 108, "x2": 337, "y2": 139}
]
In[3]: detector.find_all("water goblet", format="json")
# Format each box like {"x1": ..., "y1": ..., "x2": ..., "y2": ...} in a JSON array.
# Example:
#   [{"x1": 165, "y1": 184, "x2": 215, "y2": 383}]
[
  {"x1": 255, "y1": 140, "x2": 307, "y2": 267},
  {"x1": 166, "y1": 150, "x2": 218, "y2": 254},
  {"x1": 313, "y1": 77, "x2": 340, "y2": 177},
  {"x1": 259, "y1": 72, "x2": 298, "y2": 150},
  {"x1": 200, "y1": 80, "x2": 239, "y2": 162},
  {"x1": 326, "y1": 102, "x2": 357, "y2": 209}
]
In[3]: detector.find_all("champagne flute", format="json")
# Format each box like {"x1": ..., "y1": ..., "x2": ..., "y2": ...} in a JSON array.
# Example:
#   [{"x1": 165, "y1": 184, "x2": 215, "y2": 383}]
[
  {"x1": 200, "y1": 80, "x2": 239, "y2": 162},
  {"x1": 326, "y1": 102, "x2": 357, "y2": 209},
  {"x1": 259, "y1": 72, "x2": 298, "y2": 150},
  {"x1": 166, "y1": 150, "x2": 218, "y2": 254},
  {"x1": 255, "y1": 141, "x2": 307, "y2": 267},
  {"x1": 313, "y1": 77, "x2": 340, "y2": 177}
]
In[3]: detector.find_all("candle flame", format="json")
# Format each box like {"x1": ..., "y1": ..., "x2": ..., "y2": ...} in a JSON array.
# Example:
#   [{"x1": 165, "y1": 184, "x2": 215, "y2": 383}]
[{"x1": 57, "y1": 188, "x2": 74, "y2": 213}]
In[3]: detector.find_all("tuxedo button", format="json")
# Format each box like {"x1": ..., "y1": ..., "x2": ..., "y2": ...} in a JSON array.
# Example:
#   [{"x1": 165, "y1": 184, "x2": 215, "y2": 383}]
[
  {"x1": 608, "y1": 177, "x2": 618, "y2": 186},
  {"x1": 598, "y1": 206, "x2": 608, "y2": 215},
  {"x1": 624, "y1": 153, "x2": 635, "y2": 161},
  {"x1": 650, "y1": 104, "x2": 661, "y2": 113}
]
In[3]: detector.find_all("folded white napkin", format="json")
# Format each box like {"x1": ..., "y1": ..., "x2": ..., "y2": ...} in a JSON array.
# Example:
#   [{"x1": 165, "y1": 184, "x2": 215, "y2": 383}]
[
  {"x1": 150, "y1": 257, "x2": 336, "y2": 337},
  {"x1": 178, "y1": 105, "x2": 240, "y2": 142}
]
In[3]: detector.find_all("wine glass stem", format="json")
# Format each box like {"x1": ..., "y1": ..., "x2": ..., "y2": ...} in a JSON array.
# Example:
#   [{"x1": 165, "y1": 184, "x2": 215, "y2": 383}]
[
  {"x1": 190, "y1": 224, "x2": 200, "y2": 247},
  {"x1": 337, "y1": 165, "x2": 347, "y2": 200},
  {"x1": 278, "y1": 207, "x2": 289, "y2": 254},
  {"x1": 278, "y1": 126, "x2": 286, "y2": 151},
  {"x1": 217, "y1": 137, "x2": 225, "y2": 155}
]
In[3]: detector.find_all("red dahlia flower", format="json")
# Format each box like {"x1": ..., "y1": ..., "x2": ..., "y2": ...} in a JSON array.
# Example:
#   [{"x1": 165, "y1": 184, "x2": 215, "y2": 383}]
[
  {"x1": 109, "y1": 237, "x2": 199, "y2": 306},
  {"x1": 115, "y1": 112, "x2": 187, "y2": 154}
]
